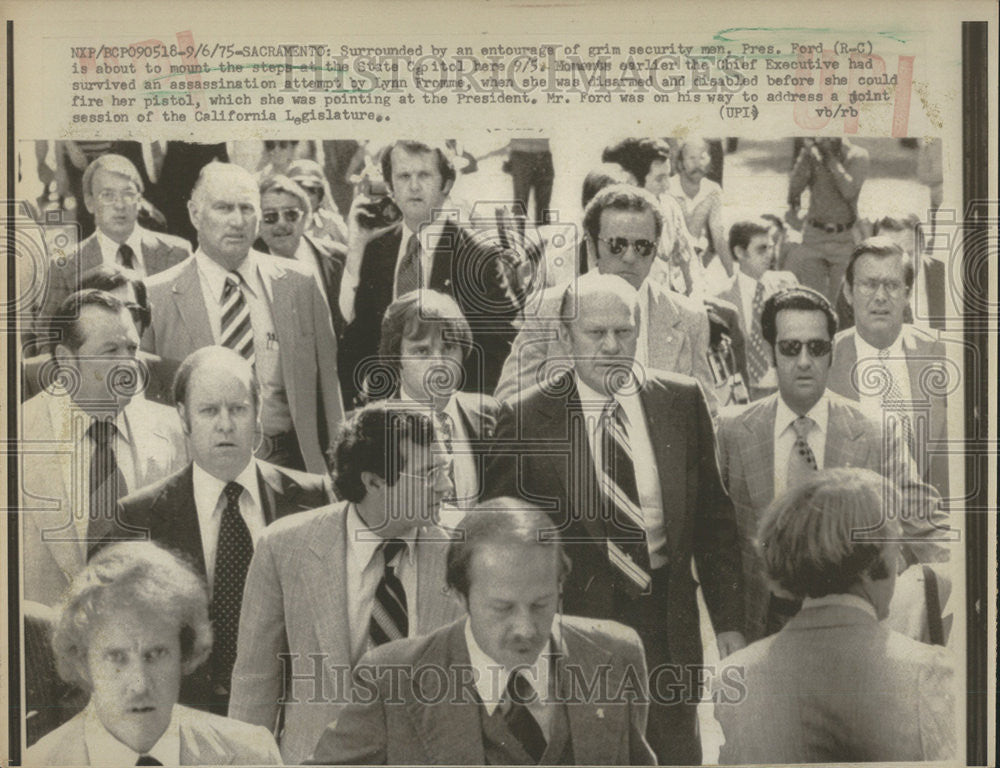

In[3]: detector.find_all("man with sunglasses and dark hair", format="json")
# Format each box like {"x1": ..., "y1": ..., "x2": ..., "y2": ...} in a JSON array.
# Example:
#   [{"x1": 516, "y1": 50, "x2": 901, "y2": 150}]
[{"x1": 715, "y1": 286, "x2": 952, "y2": 642}]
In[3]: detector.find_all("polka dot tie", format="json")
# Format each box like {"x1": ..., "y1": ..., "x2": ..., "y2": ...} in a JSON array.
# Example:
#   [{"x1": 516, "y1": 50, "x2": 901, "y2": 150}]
[
  {"x1": 747, "y1": 281, "x2": 769, "y2": 383},
  {"x1": 786, "y1": 415, "x2": 818, "y2": 489}
]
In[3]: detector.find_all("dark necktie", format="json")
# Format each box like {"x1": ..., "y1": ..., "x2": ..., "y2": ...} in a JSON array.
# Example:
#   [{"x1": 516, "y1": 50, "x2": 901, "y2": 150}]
[
  {"x1": 135, "y1": 756, "x2": 162, "y2": 766},
  {"x1": 220, "y1": 274, "x2": 255, "y2": 365},
  {"x1": 369, "y1": 538, "x2": 409, "y2": 646},
  {"x1": 396, "y1": 233, "x2": 421, "y2": 297},
  {"x1": 87, "y1": 419, "x2": 128, "y2": 544},
  {"x1": 747, "y1": 281, "x2": 769, "y2": 383},
  {"x1": 599, "y1": 400, "x2": 651, "y2": 596},
  {"x1": 117, "y1": 243, "x2": 136, "y2": 270},
  {"x1": 210, "y1": 481, "x2": 254, "y2": 689},
  {"x1": 786, "y1": 415, "x2": 818, "y2": 489},
  {"x1": 436, "y1": 410, "x2": 457, "y2": 501},
  {"x1": 505, "y1": 670, "x2": 547, "y2": 763}
]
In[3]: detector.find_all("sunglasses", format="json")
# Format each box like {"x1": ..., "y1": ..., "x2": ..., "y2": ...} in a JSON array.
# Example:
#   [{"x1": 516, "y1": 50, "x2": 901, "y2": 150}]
[
  {"x1": 776, "y1": 339, "x2": 832, "y2": 358},
  {"x1": 261, "y1": 208, "x2": 304, "y2": 225},
  {"x1": 598, "y1": 237, "x2": 657, "y2": 259}
]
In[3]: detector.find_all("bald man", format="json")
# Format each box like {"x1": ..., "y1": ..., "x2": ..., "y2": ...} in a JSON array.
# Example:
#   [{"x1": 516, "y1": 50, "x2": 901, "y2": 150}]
[
  {"x1": 143, "y1": 162, "x2": 344, "y2": 474},
  {"x1": 484, "y1": 273, "x2": 743, "y2": 765}
]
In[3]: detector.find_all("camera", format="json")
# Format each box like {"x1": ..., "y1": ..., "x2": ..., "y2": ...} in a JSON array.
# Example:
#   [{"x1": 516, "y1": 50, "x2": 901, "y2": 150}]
[{"x1": 356, "y1": 177, "x2": 402, "y2": 229}]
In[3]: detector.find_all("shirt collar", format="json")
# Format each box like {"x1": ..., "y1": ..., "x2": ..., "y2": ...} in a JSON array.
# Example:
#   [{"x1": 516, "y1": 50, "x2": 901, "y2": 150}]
[
  {"x1": 49, "y1": 394, "x2": 131, "y2": 446},
  {"x1": 195, "y1": 248, "x2": 259, "y2": 301},
  {"x1": 736, "y1": 269, "x2": 758, "y2": 296},
  {"x1": 192, "y1": 457, "x2": 261, "y2": 515},
  {"x1": 775, "y1": 392, "x2": 829, "y2": 437},
  {"x1": 464, "y1": 617, "x2": 553, "y2": 715},
  {"x1": 854, "y1": 329, "x2": 904, "y2": 359},
  {"x1": 345, "y1": 502, "x2": 417, "y2": 573},
  {"x1": 83, "y1": 702, "x2": 181, "y2": 767},
  {"x1": 801, "y1": 592, "x2": 877, "y2": 619},
  {"x1": 96, "y1": 226, "x2": 143, "y2": 263}
]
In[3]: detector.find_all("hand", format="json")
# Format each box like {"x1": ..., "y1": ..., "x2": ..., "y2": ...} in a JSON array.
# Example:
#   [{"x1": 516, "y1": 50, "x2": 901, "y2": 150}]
[
  {"x1": 346, "y1": 193, "x2": 399, "y2": 248},
  {"x1": 716, "y1": 630, "x2": 747, "y2": 659}
]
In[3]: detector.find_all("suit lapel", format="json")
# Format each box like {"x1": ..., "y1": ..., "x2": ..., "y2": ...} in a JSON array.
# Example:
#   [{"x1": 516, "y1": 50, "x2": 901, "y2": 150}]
[
  {"x1": 140, "y1": 231, "x2": 168, "y2": 274},
  {"x1": 414, "y1": 526, "x2": 459, "y2": 631},
  {"x1": 124, "y1": 399, "x2": 174, "y2": 488},
  {"x1": 825, "y1": 399, "x2": 869, "y2": 469},
  {"x1": 256, "y1": 463, "x2": 279, "y2": 523},
  {"x1": 645, "y1": 285, "x2": 685, "y2": 370},
  {"x1": 739, "y1": 398, "x2": 777, "y2": 509},
  {"x1": 260, "y1": 258, "x2": 304, "y2": 417},
  {"x1": 428, "y1": 220, "x2": 458, "y2": 293},
  {"x1": 830, "y1": 333, "x2": 860, "y2": 401},
  {"x1": 304, "y1": 507, "x2": 353, "y2": 664},
  {"x1": 640, "y1": 380, "x2": 682, "y2": 559},
  {"x1": 168, "y1": 261, "x2": 214, "y2": 349},
  {"x1": 155, "y1": 466, "x2": 209, "y2": 576}
]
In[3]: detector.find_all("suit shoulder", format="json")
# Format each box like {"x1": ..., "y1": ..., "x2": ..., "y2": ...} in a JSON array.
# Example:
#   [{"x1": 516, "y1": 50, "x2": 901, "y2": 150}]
[
  {"x1": 260, "y1": 460, "x2": 328, "y2": 493},
  {"x1": 454, "y1": 390, "x2": 501, "y2": 417},
  {"x1": 119, "y1": 464, "x2": 189, "y2": 510},
  {"x1": 827, "y1": 393, "x2": 878, "y2": 427},
  {"x1": 833, "y1": 328, "x2": 857, "y2": 346},
  {"x1": 644, "y1": 369, "x2": 701, "y2": 396},
  {"x1": 260, "y1": 500, "x2": 346, "y2": 541},
  {"x1": 902, "y1": 323, "x2": 943, "y2": 348},
  {"x1": 176, "y1": 705, "x2": 281, "y2": 762},
  {"x1": 145, "y1": 256, "x2": 194, "y2": 288},
  {"x1": 127, "y1": 396, "x2": 182, "y2": 424},
  {"x1": 23, "y1": 713, "x2": 86, "y2": 765},
  {"x1": 653, "y1": 285, "x2": 707, "y2": 322},
  {"x1": 141, "y1": 227, "x2": 192, "y2": 254},
  {"x1": 561, "y1": 615, "x2": 643, "y2": 654}
]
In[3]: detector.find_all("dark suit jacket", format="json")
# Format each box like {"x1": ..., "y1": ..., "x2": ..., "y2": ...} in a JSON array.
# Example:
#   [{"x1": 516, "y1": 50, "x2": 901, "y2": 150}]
[
  {"x1": 339, "y1": 222, "x2": 520, "y2": 406},
  {"x1": 483, "y1": 371, "x2": 743, "y2": 669},
  {"x1": 41, "y1": 226, "x2": 191, "y2": 318},
  {"x1": 306, "y1": 616, "x2": 656, "y2": 766},
  {"x1": 113, "y1": 460, "x2": 332, "y2": 711},
  {"x1": 21, "y1": 350, "x2": 180, "y2": 406}
]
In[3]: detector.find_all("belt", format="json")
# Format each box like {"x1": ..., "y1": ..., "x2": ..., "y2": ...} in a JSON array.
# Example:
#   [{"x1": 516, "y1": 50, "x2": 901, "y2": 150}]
[{"x1": 808, "y1": 218, "x2": 855, "y2": 234}]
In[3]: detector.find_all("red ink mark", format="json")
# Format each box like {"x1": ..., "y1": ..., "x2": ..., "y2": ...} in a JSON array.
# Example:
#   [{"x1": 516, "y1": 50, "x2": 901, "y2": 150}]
[{"x1": 891, "y1": 55, "x2": 915, "y2": 138}]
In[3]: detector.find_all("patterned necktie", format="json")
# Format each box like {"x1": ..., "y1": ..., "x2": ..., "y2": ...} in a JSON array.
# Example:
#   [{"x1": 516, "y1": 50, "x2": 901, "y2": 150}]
[
  {"x1": 747, "y1": 281, "x2": 769, "y2": 383},
  {"x1": 599, "y1": 400, "x2": 651, "y2": 596},
  {"x1": 786, "y1": 415, "x2": 818, "y2": 489},
  {"x1": 370, "y1": 538, "x2": 409, "y2": 646},
  {"x1": 87, "y1": 419, "x2": 128, "y2": 545},
  {"x1": 135, "y1": 756, "x2": 162, "y2": 766},
  {"x1": 436, "y1": 410, "x2": 457, "y2": 501},
  {"x1": 220, "y1": 274, "x2": 255, "y2": 365},
  {"x1": 210, "y1": 481, "x2": 254, "y2": 690},
  {"x1": 117, "y1": 243, "x2": 136, "y2": 270},
  {"x1": 878, "y1": 348, "x2": 914, "y2": 449},
  {"x1": 504, "y1": 670, "x2": 547, "y2": 762},
  {"x1": 396, "y1": 233, "x2": 421, "y2": 297}
]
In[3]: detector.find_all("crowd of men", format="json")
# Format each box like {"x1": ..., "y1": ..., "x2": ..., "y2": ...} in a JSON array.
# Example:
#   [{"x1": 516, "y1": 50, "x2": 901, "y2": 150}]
[{"x1": 17, "y1": 137, "x2": 957, "y2": 765}]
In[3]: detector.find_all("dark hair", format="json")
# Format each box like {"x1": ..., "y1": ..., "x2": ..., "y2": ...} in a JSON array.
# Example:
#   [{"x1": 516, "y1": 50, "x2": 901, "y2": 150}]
[
  {"x1": 760, "y1": 286, "x2": 838, "y2": 348},
  {"x1": 446, "y1": 500, "x2": 571, "y2": 599},
  {"x1": 582, "y1": 184, "x2": 664, "y2": 245},
  {"x1": 760, "y1": 213, "x2": 786, "y2": 233},
  {"x1": 728, "y1": 218, "x2": 772, "y2": 257},
  {"x1": 48, "y1": 289, "x2": 128, "y2": 353},
  {"x1": 78, "y1": 264, "x2": 149, "y2": 335},
  {"x1": 758, "y1": 468, "x2": 900, "y2": 599},
  {"x1": 171, "y1": 346, "x2": 261, "y2": 412},
  {"x1": 332, "y1": 402, "x2": 435, "y2": 502},
  {"x1": 380, "y1": 141, "x2": 456, "y2": 191},
  {"x1": 844, "y1": 235, "x2": 915, "y2": 289},
  {"x1": 581, "y1": 163, "x2": 634, "y2": 209},
  {"x1": 601, "y1": 138, "x2": 672, "y2": 187},
  {"x1": 259, "y1": 173, "x2": 312, "y2": 216}
]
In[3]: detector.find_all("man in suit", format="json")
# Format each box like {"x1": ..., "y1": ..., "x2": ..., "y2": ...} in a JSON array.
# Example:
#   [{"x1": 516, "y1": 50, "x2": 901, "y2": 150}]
[
  {"x1": 256, "y1": 173, "x2": 348, "y2": 337},
  {"x1": 715, "y1": 468, "x2": 955, "y2": 763},
  {"x1": 228, "y1": 402, "x2": 462, "y2": 764},
  {"x1": 338, "y1": 140, "x2": 520, "y2": 405},
  {"x1": 715, "y1": 287, "x2": 952, "y2": 642},
  {"x1": 23, "y1": 264, "x2": 179, "y2": 406},
  {"x1": 308, "y1": 503, "x2": 656, "y2": 765},
  {"x1": 484, "y1": 273, "x2": 744, "y2": 765},
  {"x1": 829, "y1": 236, "x2": 951, "y2": 495},
  {"x1": 20, "y1": 290, "x2": 187, "y2": 607},
  {"x1": 42, "y1": 153, "x2": 191, "y2": 319},
  {"x1": 495, "y1": 184, "x2": 717, "y2": 415},
  {"x1": 143, "y1": 161, "x2": 345, "y2": 473},
  {"x1": 25, "y1": 542, "x2": 282, "y2": 766},
  {"x1": 115, "y1": 346, "x2": 332, "y2": 714}
]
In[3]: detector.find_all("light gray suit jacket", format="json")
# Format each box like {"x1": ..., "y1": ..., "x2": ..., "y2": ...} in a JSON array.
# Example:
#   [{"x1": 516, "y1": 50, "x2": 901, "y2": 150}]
[
  {"x1": 715, "y1": 393, "x2": 951, "y2": 640},
  {"x1": 828, "y1": 325, "x2": 951, "y2": 495},
  {"x1": 228, "y1": 501, "x2": 463, "y2": 765},
  {"x1": 307, "y1": 615, "x2": 655, "y2": 765},
  {"x1": 715, "y1": 603, "x2": 956, "y2": 763},
  {"x1": 19, "y1": 390, "x2": 188, "y2": 606},
  {"x1": 143, "y1": 251, "x2": 344, "y2": 474},
  {"x1": 24, "y1": 704, "x2": 282, "y2": 766},
  {"x1": 495, "y1": 279, "x2": 717, "y2": 411},
  {"x1": 42, "y1": 226, "x2": 191, "y2": 317}
]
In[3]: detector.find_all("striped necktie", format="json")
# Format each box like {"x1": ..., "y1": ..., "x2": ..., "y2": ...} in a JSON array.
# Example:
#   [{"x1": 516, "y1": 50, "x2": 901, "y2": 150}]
[
  {"x1": 747, "y1": 281, "x2": 769, "y2": 383},
  {"x1": 220, "y1": 273, "x2": 255, "y2": 365},
  {"x1": 370, "y1": 539, "x2": 409, "y2": 646}
]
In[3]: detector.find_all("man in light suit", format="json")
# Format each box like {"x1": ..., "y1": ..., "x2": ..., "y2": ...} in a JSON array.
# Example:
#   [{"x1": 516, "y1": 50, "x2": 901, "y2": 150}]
[
  {"x1": 25, "y1": 542, "x2": 282, "y2": 766},
  {"x1": 495, "y1": 185, "x2": 716, "y2": 413},
  {"x1": 484, "y1": 273, "x2": 744, "y2": 765},
  {"x1": 715, "y1": 287, "x2": 952, "y2": 641},
  {"x1": 114, "y1": 347, "x2": 332, "y2": 715},
  {"x1": 229, "y1": 402, "x2": 462, "y2": 764},
  {"x1": 308, "y1": 503, "x2": 656, "y2": 765},
  {"x1": 338, "y1": 140, "x2": 520, "y2": 405},
  {"x1": 143, "y1": 160, "x2": 344, "y2": 474},
  {"x1": 20, "y1": 290, "x2": 187, "y2": 607},
  {"x1": 828, "y1": 236, "x2": 951, "y2": 495},
  {"x1": 715, "y1": 469, "x2": 955, "y2": 763},
  {"x1": 41, "y1": 153, "x2": 191, "y2": 319}
]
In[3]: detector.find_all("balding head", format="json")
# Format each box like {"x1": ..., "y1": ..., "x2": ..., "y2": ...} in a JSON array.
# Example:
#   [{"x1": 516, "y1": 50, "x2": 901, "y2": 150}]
[{"x1": 188, "y1": 162, "x2": 260, "y2": 269}]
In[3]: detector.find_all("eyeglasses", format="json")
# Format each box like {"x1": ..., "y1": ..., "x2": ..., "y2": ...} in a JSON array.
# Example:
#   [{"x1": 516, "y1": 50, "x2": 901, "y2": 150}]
[
  {"x1": 853, "y1": 278, "x2": 907, "y2": 298},
  {"x1": 775, "y1": 339, "x2": 832, "y2": 358},
  {"x1": 96, "y1": 189, "x2": 140, "y2": 205},
  {"x1": 261, "y1": 208, "x2": 304, "y2": 225},
  {"x1": 399, "y1": 464, "x2": 449, "y2": 485},
  {"x1": 597, "y1": 237, "x2": 657, "y2": 259}
]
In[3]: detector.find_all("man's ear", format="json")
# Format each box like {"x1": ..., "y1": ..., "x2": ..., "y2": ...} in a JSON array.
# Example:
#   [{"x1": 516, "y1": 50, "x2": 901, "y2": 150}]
[
  {"x1": 584, "y1": 237, "x2": 598, "y2": 271},
  {"x1": 843, "y1": 281, "x2": 855, "y2": 309},
  {"x1": 187, "y1": 198, "x2": 200, "y2": 231},
  {"x1": 53, "y1": 343, "x2": 73, "y2": 366},
  {"x1": 360, "y1": 470, "x2": 385, "y2": 493},
  {"x1": 176, "y1": 402, "x2": 190, "y2": 435},
  {"x1": 441, "y1": 175, "x2": 454, "y2": 198},
  {"x1": 83, "y1": 193, "x2": 96, "y2": 216}
]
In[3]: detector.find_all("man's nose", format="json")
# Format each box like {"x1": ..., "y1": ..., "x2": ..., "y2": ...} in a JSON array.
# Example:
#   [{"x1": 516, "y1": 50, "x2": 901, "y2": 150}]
[
  {"x1": 600, "y1": 331, "x2": 621, "y2": 353},
  {"x1": 216, "y1": 406, "x2": 235, "y2": 430},
  {"x1": 795, "y1": 347, "x2": 813, "y2": 367},
  {"x1": 123, "y1": 660, "x2": 152, "y2": 697},
  {"x1": 509, "y1": 606, "x2": 538, "y2": 639}
]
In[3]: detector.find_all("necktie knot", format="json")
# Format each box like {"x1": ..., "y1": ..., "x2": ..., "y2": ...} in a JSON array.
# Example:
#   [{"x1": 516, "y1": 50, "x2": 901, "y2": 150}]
[
  {"x1": 380, "y1": 537, "x2": 407, "y2": 566},
  {"x1": 223, "y1": 481, "x2": 243, "y2": 506},
  {"x1": 222, "y1": 273, "x2": 242, "y2": 301},
  {"x1": 436, "y1": 410, "x2": 455, "y2": 443},
  {"x1": 135, "y1": 756, "x2": 162, "y2": 766},
  {"x1": 88, "y1": 418, "x2": 118, "y2": 445},
  {"x1": 506, "y1": 669, "x2": 539, "y2": 707},
  {"x1": 792, "y1": 415, "x2": 813, "y2": 439},
  {"x1": 117, "y1": 243, "x2": 136, "y2": 270}
]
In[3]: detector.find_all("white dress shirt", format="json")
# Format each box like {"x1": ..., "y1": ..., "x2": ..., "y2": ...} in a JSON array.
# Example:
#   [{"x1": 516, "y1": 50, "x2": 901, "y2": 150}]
[
  {"x1": 465, "y1": 617, "x2": 554, "y2": 738},
  {"x1": 83, "y1": 702, "x2": 180, "y2": 766},
  {"x1": 343, "y1": 504, "x2": 420, "y2": 663},
  {"x1": 191, "y1": 459, "x2": 267, "y2": 592},
  {"x1": 96, "y1": 226, "x2": 146, "y2": 275},
  {"x1": 853, "y1": 332, "x2": 913, "y2": 427},
  {"x1": 575, "y1": 373, "x2": 668, "y2": 569},
  {"x1": 773, "y1": 394, "x2": 830, "y2": 497}
]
